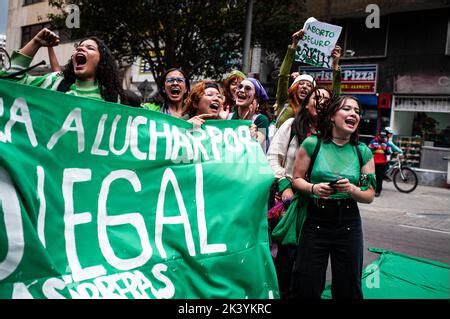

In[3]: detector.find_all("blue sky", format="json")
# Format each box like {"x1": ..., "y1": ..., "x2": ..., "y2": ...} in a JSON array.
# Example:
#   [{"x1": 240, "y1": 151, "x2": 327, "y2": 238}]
[{"x1": 0, "y1": 0, "x2": 8, "y2": 34}]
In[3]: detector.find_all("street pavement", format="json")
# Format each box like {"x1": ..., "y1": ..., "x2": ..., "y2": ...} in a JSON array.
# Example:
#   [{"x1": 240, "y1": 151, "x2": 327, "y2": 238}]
[
  {"x1": 360, "y1": 181, "x2": 450, "y2": 265},
  {"x1": 325, "y1": 182, "x2": 450, "y2": 282}
]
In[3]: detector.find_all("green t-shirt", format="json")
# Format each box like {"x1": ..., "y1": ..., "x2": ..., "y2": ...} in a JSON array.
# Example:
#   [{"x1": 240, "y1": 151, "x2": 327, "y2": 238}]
[{"x1": 302, "y1": 135, "x2": 373, "y2": 199}]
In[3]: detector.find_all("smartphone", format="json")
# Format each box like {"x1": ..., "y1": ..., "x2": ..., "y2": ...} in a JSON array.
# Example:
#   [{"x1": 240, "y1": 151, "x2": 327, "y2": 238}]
[{"x1": 328, "y1": 178, "x2": 343, "y2": 187}]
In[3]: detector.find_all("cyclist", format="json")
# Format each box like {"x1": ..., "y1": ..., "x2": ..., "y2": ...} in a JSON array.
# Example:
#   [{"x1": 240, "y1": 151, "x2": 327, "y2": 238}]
[
  {"x1": 369, "y1": 130, "x2": 392, "y2": 196},
  {"x1": 384, "y1": 127, "x2": 403, "y2": 159}
]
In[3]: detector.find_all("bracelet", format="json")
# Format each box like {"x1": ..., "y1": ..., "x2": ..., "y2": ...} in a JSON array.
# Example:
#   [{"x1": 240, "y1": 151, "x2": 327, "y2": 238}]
[{"x1": 311, "y1": 183, "x2": 315, "y2": 195}]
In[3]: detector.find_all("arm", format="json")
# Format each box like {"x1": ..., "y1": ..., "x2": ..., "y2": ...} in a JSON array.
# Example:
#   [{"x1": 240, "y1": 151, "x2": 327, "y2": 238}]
[
  {"x1": 267, "y1": 120, "x2": 295, "y2": 200},
  {"x1": 275, "y1": 29, "x2": 304, "y2": 115},
  {"x1": 292, "y1": 147, "x2": 334, "y2": 198},
  {"x1": 1, "y1": 28, "x2": 61, "y2": 86},
  {"x1": 47, "y1": 46, "x2": 61, "y2": 72},
  {"x1": 333, "y1": 158, "x2": 376, "y2": 203},
  {"x1": 331, "y1": 45, "x2": 342, "y2": 95},
  {"x1": 388, "y1": 141, "x2": 403, "y2": 154}
]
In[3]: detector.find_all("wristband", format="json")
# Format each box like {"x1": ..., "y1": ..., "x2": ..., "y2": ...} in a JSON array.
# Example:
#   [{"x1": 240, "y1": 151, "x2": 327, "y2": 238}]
[{"x1": 311, "y1": 183, "x2": 315, "y2": 195}]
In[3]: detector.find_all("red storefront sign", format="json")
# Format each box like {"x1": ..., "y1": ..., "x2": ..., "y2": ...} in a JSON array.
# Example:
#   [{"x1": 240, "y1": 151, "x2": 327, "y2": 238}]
[{"x1": 300, "y1": 64, "x2": 378, "y2": 94}]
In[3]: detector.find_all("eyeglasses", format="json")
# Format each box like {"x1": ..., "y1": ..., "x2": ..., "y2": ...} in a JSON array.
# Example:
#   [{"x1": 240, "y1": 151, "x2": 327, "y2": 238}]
[
  {"x1": 204, "y1": 91, "x2": 224, "y2": 100},
  {"x1": 165, "y1": 77, "x2": 185, "y2": 84}
]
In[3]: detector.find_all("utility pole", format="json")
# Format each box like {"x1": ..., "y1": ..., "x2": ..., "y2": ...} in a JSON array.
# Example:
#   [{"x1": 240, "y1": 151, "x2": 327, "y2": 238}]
[{"x1": 242, "y1": 0, "x2": 254, "y2": 74}]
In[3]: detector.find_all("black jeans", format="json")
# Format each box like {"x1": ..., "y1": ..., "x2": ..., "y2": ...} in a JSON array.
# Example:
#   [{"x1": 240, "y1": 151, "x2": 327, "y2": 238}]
[
  {"x1": 274, "y1": 244, "x2": 297, "y2": 299},
  {"x1": 291, "y1": 198, "x2": 363, "y2": 300},
  {"x1": 375, "y1": 163, "x2": 387, "y2": 193}
]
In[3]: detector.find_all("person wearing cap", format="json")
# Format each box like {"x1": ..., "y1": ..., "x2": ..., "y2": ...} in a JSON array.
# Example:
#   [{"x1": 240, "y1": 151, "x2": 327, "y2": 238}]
[
  {"x1": 368, "y1": 130, "x2": 393, "y2": 196},
  {"x1": 223, "y1": 70, "x2": 246, "y2": 114},
  {"x1": 274, "y1": 28, "x2": 342, "y2": 129},
  {"x1": 228, "y1": 77, "x2": 271, "y2": 152}
]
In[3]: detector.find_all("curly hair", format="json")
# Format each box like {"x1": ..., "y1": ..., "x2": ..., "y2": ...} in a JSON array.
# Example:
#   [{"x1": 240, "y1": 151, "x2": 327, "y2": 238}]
[
  {"x1": 61, "y1": 36, "x2": 124, "y2": 103},
  {"x1": 291, "y1": 87, "x2": 332, "y2": 144},
  {"x1": 317, "y1": 95, "x2": 361, "y2": 145},
  {"x1": 183, "y1": 81, "x2": 222, "y2": 118}
]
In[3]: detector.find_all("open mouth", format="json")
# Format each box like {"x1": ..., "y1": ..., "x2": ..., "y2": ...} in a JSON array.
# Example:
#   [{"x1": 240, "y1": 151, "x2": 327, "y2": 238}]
[
  {"x1": 75, "y1": 54, "x2": 87, "y2": 66},
  {"x1": 210, "y1": 102, "x2": 220, "y2": 111},
  {"x1": 345, "y1": 118, "x2": 357, "y2": 127},
  {"x1": 170, "y1": 87, "x2": 181, "y2": 95},
  {"x1": 237, "y1": 92, "x2": 246, "y2": 99}
]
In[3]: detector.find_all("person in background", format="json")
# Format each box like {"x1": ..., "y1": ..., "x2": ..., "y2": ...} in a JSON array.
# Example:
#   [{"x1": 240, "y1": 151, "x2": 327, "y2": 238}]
[
  {"x1": 267, "y1": 86, "x2": 332, "y2": 299},
  {"x1": 141, "y1": 68, "x2": 190, "y2": 118},
  {"x1": 368, "y1": 130, "x2": 392, "y2": 197},
  {"x1": 228, "y1": 77, "x2": 271, "y2": 151},
  {"x1": 1, "y1": 28, "x2": 126, "y2": 103},
  {"x1": 384, "y1": 126, "x2": 403, "y2": 155},
  {"x1": 291, "y1": 95, "x2": 376, "y2": 299},
  {"x1": 223, "y1": 69, "x2": 246, "y2": 113},
  {"x1": 274, "y1": 28, "x2": 342, "y2": 129}
]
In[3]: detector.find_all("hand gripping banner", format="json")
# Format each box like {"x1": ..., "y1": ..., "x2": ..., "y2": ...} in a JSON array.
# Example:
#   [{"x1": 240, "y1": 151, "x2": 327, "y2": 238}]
[{"x1": 0, "y1": 80, "x2": 278, "y2": 299}]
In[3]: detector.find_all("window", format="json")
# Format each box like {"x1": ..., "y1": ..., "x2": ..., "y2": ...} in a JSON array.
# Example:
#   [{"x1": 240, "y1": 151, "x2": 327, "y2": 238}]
[
  {"x1": 337, "y1": 16, "x2": 389, "y2": 59},
  {"x1": 23, "y1": 0, "x2": 44, "y2": 6},
  {"x1": 21, "y1": 23, "x2": 51, "y2": 47},
  {"x1": 21, "y1": 23, "x2": 74, "y2": 47}
]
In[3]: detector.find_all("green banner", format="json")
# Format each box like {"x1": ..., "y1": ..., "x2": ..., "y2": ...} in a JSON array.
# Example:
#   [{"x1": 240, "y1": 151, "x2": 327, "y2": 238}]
[{"x1": 0, "y1": 80, "x2": 278, "y2": 299}]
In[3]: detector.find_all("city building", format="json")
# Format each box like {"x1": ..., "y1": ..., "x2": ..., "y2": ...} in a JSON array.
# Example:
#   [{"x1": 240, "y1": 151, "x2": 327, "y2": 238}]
[
  {"x1": 265, "y1": 0, "x2": 450, "y2": 186},
  {"x1": 5, "y1": 0, "x2": 76, "y2": 73}
]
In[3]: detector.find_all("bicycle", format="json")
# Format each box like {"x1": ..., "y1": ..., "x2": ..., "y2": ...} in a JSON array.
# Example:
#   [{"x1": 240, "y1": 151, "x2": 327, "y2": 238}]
[{"x1": 384, "y1": 154, "x2": 418, "y2": 193}]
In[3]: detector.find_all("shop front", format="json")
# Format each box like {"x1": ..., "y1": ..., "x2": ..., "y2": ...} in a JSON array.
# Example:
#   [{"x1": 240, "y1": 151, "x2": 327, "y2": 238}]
[{"x1": 389, "y1": 74, "x2": 450, "y2": 186}]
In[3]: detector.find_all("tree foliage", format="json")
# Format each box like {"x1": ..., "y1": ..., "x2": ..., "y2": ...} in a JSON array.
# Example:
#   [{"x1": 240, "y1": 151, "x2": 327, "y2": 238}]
[{"x1": 48, "y1": 0, "x2": 306, "y2": 85}]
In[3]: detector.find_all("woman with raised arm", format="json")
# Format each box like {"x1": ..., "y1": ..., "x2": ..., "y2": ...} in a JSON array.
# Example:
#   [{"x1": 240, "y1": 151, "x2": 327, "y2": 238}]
[
  {"x1": 274, "y1": 28, "x2": 342, "y2": 129},
  {"x1": 1, "y1": 28, "x2": 125, "y2": 103}
]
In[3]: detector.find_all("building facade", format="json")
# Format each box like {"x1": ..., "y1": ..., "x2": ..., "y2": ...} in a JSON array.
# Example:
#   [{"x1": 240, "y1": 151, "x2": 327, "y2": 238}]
[{"x1": 6, "y1": 0, "x2": 77, "y2": 73}]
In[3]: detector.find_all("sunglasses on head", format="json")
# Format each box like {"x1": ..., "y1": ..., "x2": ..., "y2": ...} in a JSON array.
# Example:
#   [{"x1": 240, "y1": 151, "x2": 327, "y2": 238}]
[{"x1": 166, "y1": 77, "x2": 185, "y2": 84}]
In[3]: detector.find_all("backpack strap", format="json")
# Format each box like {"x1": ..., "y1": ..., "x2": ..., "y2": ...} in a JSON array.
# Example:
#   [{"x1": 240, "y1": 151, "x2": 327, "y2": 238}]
[
  {"x1": 355, "y1": 143, "x2": 363, "y2": 169},
  {"x1": 306, "y1": 138, "x2": 321, "y2": 181}
]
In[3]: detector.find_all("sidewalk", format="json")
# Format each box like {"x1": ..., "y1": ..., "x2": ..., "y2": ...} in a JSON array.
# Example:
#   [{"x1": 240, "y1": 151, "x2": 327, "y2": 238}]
[{"x1": 359, "y1": 182, "x2": 450, "y2": 232}]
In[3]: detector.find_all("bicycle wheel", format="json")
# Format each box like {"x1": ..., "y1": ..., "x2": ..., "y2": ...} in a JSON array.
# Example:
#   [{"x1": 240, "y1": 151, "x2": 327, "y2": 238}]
[{"x1": 393, "y1": 167, "x2": 418, "y2": 193}]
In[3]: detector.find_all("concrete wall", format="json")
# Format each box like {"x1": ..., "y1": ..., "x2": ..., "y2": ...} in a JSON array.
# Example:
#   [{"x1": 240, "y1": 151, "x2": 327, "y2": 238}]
[
  {"x1": 420, "y1": 146, "x2": 450, "y2": 171},
  {"x1": 6, "y1": 0, "x2": 75, "y2": 70}
]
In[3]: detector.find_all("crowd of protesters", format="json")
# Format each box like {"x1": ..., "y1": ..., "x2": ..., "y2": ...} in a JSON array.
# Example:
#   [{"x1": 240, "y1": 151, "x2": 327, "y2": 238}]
[{"x1": 0, "y1": 26, "x2": 383, "y2": 300}]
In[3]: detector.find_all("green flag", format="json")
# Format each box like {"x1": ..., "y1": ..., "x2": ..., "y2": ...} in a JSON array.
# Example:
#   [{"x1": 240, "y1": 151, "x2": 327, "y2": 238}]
[{"x1": 0, "y1": 80, "x2": 278, "y2": 299}]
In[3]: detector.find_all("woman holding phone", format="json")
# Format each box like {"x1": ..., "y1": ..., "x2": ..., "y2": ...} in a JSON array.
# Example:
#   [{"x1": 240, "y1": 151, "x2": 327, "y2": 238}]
[{"x1": 291, "y1": 95, "x2": 376, "y2": 299}]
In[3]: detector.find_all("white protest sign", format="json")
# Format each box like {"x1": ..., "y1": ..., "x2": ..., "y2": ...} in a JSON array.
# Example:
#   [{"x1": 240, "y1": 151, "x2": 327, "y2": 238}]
[{"x1": 295, "y1": 17, "x2": 342, "y2": 69}]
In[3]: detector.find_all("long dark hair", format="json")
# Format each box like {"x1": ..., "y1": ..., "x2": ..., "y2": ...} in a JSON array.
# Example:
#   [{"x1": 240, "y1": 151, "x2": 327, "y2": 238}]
[
  {"x1": 159, "y1": 68, "x2": 191, "y2": 100},
  {"x1": 291, "y1": 86, "x2": 332, "y2": 144},
  {"x1": 318, "y1": 95, "x2": 361, "y2": 145},
  {"x1": 61, "y1": 37, "x2": 124, "y2": 103}
]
